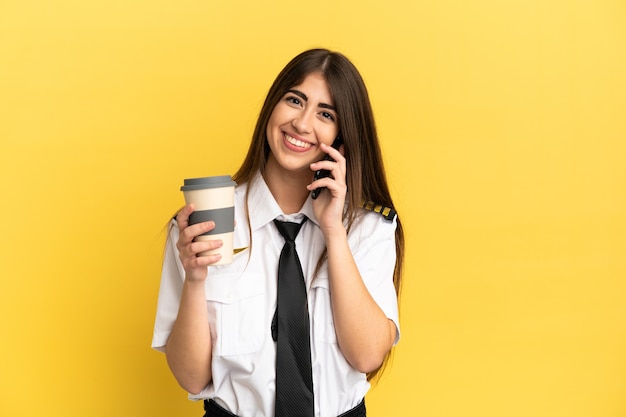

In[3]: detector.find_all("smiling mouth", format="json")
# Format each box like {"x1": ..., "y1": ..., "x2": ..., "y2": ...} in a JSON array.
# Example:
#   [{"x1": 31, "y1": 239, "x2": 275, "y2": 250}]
[{"x1": 285, "y1": 134, "x2": 312, "y2": 149}]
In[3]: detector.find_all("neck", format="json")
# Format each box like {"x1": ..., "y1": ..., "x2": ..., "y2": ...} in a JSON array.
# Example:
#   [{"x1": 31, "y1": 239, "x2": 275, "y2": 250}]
[{"x1": 263, "y1": 157, "x2": 311, "y2": 214}]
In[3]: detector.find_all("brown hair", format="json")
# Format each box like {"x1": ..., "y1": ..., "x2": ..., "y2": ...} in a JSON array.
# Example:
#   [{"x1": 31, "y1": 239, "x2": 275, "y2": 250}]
[{"x1": 233, "y1": 49, "x2": 405, "y2": 381}]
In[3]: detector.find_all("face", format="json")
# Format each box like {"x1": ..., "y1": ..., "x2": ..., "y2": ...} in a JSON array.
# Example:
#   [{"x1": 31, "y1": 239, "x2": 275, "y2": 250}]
[{"x1": 265, "y1": 72, "x2": 339, "y2": 176}]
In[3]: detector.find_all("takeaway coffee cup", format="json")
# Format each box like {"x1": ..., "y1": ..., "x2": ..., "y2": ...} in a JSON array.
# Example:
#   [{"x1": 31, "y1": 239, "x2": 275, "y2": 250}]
[{"x1": 181, "y1": 175, "x2": 237, "y2": 265}]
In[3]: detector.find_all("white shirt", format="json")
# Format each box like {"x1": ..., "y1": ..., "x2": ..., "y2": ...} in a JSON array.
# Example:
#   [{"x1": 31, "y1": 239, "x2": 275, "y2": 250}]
[{"x1": 152, "y1": 172, "x2": 399, "y2": 417}]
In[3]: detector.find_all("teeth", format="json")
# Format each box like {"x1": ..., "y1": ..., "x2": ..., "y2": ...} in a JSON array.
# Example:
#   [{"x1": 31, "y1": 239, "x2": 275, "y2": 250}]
[{"x1": 285, "y1": 134, "x2": 311, "y2": 149}]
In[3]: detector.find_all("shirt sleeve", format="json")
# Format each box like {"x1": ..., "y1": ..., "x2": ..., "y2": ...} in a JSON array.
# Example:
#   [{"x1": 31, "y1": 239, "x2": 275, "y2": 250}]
[
  {"x1": 151, "y1": 220, "x2": 185, "y2": 352},
  {"x1": 349, "y1": 212, "x2": 400, "y2": 344}
]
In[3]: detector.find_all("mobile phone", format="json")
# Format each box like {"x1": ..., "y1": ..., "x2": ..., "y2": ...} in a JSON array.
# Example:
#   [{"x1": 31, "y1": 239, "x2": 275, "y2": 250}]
[{"x1": 311, "y1": 135, "x2": 343, "y2": 199}]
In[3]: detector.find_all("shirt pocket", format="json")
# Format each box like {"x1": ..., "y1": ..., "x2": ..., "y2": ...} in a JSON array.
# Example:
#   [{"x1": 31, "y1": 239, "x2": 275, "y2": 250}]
[
  {"x1": 205, "y1": 272, "x2": 266, "y2": 356},
  {"x1": 311, "y1": 277, "x2": 338, "y2": 344}
]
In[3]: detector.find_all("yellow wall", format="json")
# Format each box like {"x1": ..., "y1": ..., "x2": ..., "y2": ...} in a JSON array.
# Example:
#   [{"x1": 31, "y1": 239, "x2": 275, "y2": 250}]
[{"x1": 1, "y1": 1, "x2": 625, "y2": 416}]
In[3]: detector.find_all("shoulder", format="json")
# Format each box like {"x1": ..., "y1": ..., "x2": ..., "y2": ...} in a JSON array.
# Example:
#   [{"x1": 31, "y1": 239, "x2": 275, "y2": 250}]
[
  {"x1": 349, "y1": 201, "x2": 398, "y2": 241},
  {"x1": 346, "y1": 202, "x2": 398, "y2": 265},
  {"x1": 360, "y1": 201, "x2": 397, "y2": 222}
]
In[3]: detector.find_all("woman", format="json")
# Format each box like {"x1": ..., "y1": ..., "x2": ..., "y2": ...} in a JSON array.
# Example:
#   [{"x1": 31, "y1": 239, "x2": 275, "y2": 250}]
[{"x1": 152, "y1": 48, "x2": 405, "y2": 417}]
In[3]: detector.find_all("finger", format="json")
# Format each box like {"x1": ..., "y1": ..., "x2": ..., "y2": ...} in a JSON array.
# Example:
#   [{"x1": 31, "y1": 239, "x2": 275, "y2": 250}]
[
  {"x1": 309, "y1": 159, "x2": 335, "y2": 174},
  {"x1": 307, "y1": 177, "x2": 332, "y2": 192},
  {"x1": 176, "y1": 204, "x2": 194, "y2": 229},
  {"x1": 181, "y1": 221, "x2": 216, "y2": 243},
  {"x1": 191, "y1": 253, "x2": 223, "y2": 267},
  {"x1": 311, "y1": 157, "x2": 346, "y2": 174},
  {"x1": 310, "y1": 160, "x2": 346, "y2": 186},
  {"x1": 307, "y1": 177, "x2": 347, "y2": 196},
  {"x1": 191, "y1": 238, "x2": 224, "y2": 256},
  {"x1": 320, "y1": 142, "x2": 345, "y2": 161},
  {"x1": 180, "y1": 238, "x2": 223, "y2": 266},
  {"x1": 176, "y1": 221, "x2": 217, "y2": 258},
  {"x1": 182, "y1": 252, "x2": 222, "y2": 281}
]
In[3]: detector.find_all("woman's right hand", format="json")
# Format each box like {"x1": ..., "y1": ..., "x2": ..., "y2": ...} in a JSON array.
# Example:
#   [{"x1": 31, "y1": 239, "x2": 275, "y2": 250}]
[{"x1": 175, "y1": 204, "x2": 224, "y2": 282}]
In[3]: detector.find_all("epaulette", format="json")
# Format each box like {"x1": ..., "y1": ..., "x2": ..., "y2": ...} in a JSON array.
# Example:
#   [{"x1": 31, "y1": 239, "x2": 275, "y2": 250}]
[{"x1": 360, "y1": 200, "x2": 397, "y2": 221}]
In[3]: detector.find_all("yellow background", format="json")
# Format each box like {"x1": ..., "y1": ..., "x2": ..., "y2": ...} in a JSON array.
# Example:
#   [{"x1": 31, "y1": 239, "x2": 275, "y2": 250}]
[{"x1": 1, "y1": 1, "x2": 625, "y2": 416}]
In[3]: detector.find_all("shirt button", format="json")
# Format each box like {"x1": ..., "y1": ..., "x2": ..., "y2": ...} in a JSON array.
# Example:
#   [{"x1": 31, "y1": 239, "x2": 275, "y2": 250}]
[{"x1": 226, "y1": 291, "x2": 234, "y2": 300}]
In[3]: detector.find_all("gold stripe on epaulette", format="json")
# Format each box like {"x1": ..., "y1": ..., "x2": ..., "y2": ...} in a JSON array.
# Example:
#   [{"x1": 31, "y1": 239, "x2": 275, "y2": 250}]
[
  {"x1": 233, "y1": 247, "x2": 248, "y2": 255},
  {"x1": 360, "y1": 200, "x2": 397, "y2": 221}
]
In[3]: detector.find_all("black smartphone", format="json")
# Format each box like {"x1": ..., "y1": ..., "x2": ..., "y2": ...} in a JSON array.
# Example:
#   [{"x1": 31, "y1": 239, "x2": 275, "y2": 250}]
[{"x1": 311, "y1": 135, "x2": 343, "y2": 199}]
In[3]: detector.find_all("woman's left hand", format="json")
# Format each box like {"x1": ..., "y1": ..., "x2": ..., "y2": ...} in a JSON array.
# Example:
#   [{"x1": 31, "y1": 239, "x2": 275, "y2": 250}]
[{"x1": 308, "y1": 141, "x2": 347, "y2": 234}]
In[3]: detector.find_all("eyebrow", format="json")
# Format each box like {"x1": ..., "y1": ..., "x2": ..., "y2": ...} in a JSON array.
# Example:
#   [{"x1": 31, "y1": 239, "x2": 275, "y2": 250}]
[{"x1": 286, "y1": 89, "x2": 337, "y2": 112}]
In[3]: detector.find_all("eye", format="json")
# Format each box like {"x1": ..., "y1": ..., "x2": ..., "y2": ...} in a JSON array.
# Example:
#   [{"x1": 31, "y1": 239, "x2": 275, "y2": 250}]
[
  {"x1": 285, "y1": 95, "x2": 302, "y2": 106},
  {"x1": 321, "y1": 111, "x2": 336, "y2": 122}
]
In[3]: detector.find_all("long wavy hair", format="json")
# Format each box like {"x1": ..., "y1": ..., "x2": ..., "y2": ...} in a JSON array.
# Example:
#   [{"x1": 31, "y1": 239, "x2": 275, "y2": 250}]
[{"x1": 233, "y1": 48, "x2": 405, "y2": 381}]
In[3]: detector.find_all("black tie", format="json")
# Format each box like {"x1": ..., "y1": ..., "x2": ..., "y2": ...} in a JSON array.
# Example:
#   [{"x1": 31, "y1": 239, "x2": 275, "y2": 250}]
[{"x1": 272, "y1": 218, "x2": 314, "y2": 417}]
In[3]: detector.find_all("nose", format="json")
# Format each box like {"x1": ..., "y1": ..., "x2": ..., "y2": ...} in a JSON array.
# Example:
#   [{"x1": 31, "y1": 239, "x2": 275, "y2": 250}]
[{"x1": 292, "y1": 109, "x2": 314, "y2": 133}]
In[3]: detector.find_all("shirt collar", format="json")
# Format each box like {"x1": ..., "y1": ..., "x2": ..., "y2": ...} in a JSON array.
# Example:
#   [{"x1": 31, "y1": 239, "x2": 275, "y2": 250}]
[{"x1": 246, "y1": 171, "x2": 319, "y2": 231}]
